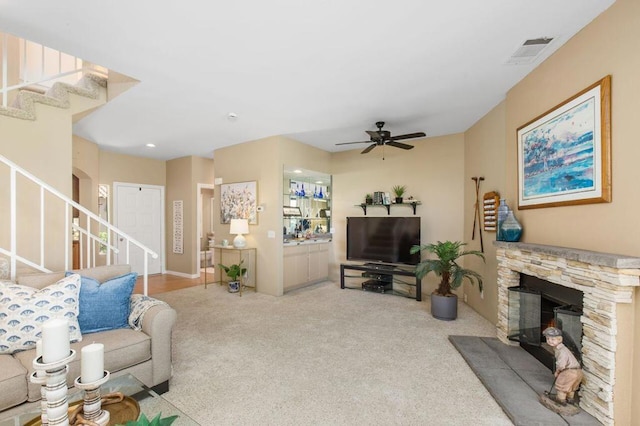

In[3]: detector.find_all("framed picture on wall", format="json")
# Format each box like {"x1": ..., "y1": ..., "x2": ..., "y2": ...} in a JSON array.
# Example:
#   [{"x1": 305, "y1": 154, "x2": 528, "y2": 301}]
[
  {"x1": 220, "y1": 181, "x2": 258, "y2": 224},
  {"x1": 517, "y1": 75, "x2": 611, "y2": 209}
]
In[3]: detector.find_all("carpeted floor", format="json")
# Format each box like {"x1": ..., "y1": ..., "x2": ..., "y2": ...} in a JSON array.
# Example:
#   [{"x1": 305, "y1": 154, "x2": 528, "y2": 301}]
[{"x1": 154, "y1": 282, "x2": 514, "y2": 425}]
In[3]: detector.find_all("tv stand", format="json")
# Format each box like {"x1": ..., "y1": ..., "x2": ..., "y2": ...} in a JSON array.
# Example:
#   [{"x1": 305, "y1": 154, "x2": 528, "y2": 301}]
[
  {"x1": 340, "y1": 263, "x2": 421, "y2": 301},
  {"x1": 363, "y1": 262, "x2": 396, "y2": 271}
]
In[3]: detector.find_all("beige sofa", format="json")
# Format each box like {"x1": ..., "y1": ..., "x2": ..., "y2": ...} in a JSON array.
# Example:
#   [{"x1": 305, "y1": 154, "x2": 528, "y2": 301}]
[{"x1": 0, "y1": 265, "x2": 177, "y2": 414}]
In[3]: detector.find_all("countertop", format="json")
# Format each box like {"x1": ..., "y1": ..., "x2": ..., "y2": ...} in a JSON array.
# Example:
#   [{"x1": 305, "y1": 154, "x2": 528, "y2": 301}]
[{"x1": 283, "y1": 238, "x2": 332, "y2": 246}]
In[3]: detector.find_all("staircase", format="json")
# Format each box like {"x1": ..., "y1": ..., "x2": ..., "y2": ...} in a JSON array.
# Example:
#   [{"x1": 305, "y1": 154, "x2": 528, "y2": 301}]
[{"x1": 0, "y1": 31, "x2": 157, "y2": 294}]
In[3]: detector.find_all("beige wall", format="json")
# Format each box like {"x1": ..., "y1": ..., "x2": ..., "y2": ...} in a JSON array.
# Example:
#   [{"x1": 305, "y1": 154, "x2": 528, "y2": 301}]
[
  {"x1": 213, "y1": 136, "x2": 331, "y2": 296},
  {"x1": 331, "y1": 133, "x2": 465, "y2": 296},
  {"x1": 464, "y1": 0, "x2": 640, "y2": 421},
  {"x1": 0, "y1": 85, "x2": 104, "y2": 272},
  {"x1": 463, "y1": 102, "x2": 506, "y2": 324}
]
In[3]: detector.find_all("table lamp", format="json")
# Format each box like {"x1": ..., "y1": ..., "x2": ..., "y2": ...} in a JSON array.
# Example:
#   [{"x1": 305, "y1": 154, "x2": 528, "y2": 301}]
[{"x1": 230, "y1": 218, "x2": 249, "y2": 248}]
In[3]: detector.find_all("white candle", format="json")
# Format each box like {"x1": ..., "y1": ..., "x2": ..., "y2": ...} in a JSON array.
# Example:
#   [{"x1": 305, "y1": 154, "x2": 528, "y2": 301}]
[
  {"x1": 36, "y1": 340, "x2": 42, "y2": 358},
  {"x1": 81, "y1": 343, "x2": 104, "y2": 383},
  {"x1": 41, "y1": 319, "x2": 70, "y2": 363}
]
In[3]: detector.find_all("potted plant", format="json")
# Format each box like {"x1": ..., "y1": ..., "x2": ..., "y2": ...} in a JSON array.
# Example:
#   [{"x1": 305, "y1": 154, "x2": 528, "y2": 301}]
[
  {"x1": 118, "y1": 413, "x2": 178, "y2": 426},
  {"x1": 410, "y1": 241, "x2": 484, "y2": 320},
  {"x1": 365, "y1": 193, "x2": 373, "y2": 205},
  {"x1": 392, "y1": 185, "x2": 407, "y2": 204},
  {"x1": 217, "y1": 259, "x2": 247, "y2": 293}
]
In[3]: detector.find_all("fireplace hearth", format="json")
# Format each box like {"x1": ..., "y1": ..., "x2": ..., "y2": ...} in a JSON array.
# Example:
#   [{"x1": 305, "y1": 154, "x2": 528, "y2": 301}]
[{"x1": 495, "y1": 242, "x2": 640, "y2": 426}]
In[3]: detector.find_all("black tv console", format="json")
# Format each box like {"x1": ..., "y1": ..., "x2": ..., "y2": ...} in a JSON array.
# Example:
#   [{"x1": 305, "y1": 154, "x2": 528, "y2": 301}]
[{"x1": 340, "y1": 263, "x2": 421, "y2": 301}]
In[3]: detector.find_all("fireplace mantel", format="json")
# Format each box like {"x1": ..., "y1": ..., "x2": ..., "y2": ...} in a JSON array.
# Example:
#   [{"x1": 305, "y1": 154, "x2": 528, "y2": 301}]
[{"x1": 494, "y1": 241, "x2": 640, "y2": 426}]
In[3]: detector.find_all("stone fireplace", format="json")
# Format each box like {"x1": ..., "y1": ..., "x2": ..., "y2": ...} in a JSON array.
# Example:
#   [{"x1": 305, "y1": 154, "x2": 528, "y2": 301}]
[{"x1": 495, "y1": 242, "x2": 640, "y2": 426}]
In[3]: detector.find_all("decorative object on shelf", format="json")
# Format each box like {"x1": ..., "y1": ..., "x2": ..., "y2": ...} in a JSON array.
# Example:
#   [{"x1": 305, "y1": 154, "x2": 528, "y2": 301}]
[
  {"x1": 496, "y1": 199, "x2": 510, "y2": 241},
  {"x1": 482, "y1": 191, "x2": 499, "y2": 232},
  {"x1": 517, "y1": 75, "x2": 611, "y2": 209},
  {"x1": 365, "y1": 194, "x2": 373, "y2": 205},
  {"x1": 392, "y1": 184, "x2": 407, "y2": 204},
  {"x1": 499, "y1": 209, "x2": 523, "y2": 242},
  {"x1": 220, "y1": 181, "x2": 257, "y2": 224},
  {"x1": 230, "y1": 218, "x2": 249, "y2": 248},
  {"x1": 373, "y1": 191, "x2": 385, "y2": 205},
  {"x1": 217, "y1": 259, "x2": 247, "y2": 293},
  {"x1": 410, "y1": 241, "x2": 484, "y2": 321},
  {"x1": 470, "y1": 177, "x2": 484, "y2": 252}
]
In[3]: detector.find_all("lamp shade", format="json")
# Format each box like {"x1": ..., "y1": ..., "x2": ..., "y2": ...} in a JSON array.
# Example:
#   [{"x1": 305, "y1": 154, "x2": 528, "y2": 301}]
[
  {"x1": 230, "y1": 218, "x2": 249, "y2": 235},
  {"x1": 230, "y1": 218, "x2": 249, "y2": 248}
]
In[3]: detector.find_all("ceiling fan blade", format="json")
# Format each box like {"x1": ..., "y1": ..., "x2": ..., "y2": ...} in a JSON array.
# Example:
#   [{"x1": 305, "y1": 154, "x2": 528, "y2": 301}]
[
  {"x1": 389, "y1": 132, "x2": 426, "y2": 141},
  {"x1": 361, "y1": 144, "x2": 377, "y2": 154},
  {"x1": 386, "y1": 141, "x2": 414, "y2": 150},
  {"x1": 335, "y1": 140, "x2": 370, "y2": 146},
  {"x1": 365, "y1": 130, "x2": 382, "y2": 141}
]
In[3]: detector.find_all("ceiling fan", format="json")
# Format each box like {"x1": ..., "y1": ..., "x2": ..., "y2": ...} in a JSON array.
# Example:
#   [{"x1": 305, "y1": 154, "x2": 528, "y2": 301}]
[{"x1": 336, "y1": 121, "x2": 426, "y2": 155}]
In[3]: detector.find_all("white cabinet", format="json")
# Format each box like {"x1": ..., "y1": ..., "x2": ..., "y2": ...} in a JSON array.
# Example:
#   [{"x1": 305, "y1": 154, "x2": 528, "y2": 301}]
[{"x1": 283, "y1": 242, "x2": 329, "y2": 291}]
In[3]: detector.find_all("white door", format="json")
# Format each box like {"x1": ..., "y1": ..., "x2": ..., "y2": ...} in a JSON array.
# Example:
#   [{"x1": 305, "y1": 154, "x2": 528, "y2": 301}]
[{"x1": 114, "y1": 183, "x2": 164, "y2": 275}]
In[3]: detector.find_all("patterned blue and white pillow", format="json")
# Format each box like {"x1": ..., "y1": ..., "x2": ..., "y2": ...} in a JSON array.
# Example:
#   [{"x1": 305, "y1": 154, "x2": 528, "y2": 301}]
[{"x1": 0, "y1": 274, "x2": 82, "y2": 354}]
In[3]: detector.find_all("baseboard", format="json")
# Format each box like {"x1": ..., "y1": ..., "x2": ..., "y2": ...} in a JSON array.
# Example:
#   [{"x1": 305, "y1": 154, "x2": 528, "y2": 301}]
[{"x1": 164, "y1": 270, "x2": 199, "y2": 279}]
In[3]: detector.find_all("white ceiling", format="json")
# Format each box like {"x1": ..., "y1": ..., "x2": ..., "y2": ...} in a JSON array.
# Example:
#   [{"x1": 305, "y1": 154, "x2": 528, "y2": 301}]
[{"x1": 0, "y1": 0, "x2": 615, "y2": 161}]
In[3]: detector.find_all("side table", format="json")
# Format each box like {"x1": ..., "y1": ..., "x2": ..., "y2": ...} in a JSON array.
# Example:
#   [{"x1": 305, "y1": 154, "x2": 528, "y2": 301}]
[{"x1": 210, "y1": 245, "x2": 257, "y2": 296}]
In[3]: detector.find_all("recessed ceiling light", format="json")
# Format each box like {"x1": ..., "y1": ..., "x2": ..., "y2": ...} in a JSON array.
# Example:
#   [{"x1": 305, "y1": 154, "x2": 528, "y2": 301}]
[
  {"x1": 146, "y1": 143, "x2": 156, "y2": 148},
  {"x1": 227, "y1": 112, "x2": 238, "y2": 121},
  {"x1": 293, "y1": 170, "x2": 302, "y2": 174}
]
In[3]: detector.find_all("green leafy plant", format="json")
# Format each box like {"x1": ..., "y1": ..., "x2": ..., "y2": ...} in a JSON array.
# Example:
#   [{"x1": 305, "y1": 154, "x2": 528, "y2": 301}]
[
  {"x1": 118, "y1": 413, "x2": 178, "y2": 426},
  {"x1": 391, "y1": 185, "x2": 407, "y2": 197},
  {"x1": 217, "y1": 259, "x2": 247, "y2": 281},
  {"x1": 410, "y1": 241, "x2": 484, "y2": 296}
]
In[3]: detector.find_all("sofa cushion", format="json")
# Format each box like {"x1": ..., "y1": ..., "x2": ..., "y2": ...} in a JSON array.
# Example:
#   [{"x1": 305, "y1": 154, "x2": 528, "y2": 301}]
[
  {"x1": 66, "y1": 272, "x2": 137, "y2": 334},
  {"x1": 0, "y1": 274, "x2": 82, "y2": 354},
  {"x1": 0, "y1": 354, "x2": 28, "y2": 412},
  {"x1": 15, "y1": 327, "x2": 151, "y2": 402}
]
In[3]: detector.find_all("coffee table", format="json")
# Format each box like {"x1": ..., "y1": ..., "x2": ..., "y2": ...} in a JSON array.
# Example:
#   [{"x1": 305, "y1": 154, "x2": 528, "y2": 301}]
[{"x1": 0, "y1": 374, "x2": 198, "y2": 426}]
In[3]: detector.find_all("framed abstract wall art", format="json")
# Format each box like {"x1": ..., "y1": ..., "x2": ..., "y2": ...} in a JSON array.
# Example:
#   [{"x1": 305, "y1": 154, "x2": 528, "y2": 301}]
[
  {"x1": 517, "y1": 75, "x2": 611, "y2": 209},
  {"x1": 220, "y1": 181, "x2": 258, "y2": 224}
]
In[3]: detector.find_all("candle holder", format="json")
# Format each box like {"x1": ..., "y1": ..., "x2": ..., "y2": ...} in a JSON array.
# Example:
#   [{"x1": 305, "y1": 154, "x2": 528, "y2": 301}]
[
  {"x1": 30, "y1": 370, "x2": 49, "y2": 426},
  {"x1": 31, "y1": 350, "x2": 77, "y2": 426},
  {"x1": 73, "y1": 371, "x2": 111, "y2": 426}
]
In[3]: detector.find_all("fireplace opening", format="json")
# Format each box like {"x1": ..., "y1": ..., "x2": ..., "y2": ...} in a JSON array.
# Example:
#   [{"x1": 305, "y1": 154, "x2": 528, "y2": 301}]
[{"x1": 507, "y1": 274, "x2": 583, "y2": 371}]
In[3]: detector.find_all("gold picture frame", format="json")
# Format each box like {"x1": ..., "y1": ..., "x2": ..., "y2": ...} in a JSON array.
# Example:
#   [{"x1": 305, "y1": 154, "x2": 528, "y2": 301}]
[{"x1": 517, "y1": 75, "x2": 611, "y2": 209}]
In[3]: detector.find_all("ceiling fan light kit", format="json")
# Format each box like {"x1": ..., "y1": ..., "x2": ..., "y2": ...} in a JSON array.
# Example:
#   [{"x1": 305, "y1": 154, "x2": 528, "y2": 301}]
[{"x1": 336, "y1": 121, "x2": 426, "y2": 158}]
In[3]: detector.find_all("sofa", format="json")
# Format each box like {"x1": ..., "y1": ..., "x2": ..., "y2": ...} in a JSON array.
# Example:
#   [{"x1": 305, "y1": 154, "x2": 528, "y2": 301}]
[{"x1": 0, "y1": 264, "x2": 177, "y2": 414}]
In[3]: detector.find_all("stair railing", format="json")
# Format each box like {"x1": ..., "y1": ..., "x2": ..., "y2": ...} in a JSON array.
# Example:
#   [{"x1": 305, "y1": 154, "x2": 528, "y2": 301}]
[{"x1": 0, "y1": 154, "x2": 158, "y2": 295}]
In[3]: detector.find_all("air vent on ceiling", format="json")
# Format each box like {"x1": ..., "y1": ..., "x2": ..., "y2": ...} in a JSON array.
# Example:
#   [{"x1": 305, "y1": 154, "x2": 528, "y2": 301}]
[{"x1": 506, "y1": 37, "x2": 554, "y2": 65}]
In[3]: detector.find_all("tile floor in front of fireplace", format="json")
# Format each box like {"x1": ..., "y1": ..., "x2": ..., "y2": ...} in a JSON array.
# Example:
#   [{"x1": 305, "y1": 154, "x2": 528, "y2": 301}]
[{"x1": 450, "y1": 336, "x2": 600, "y2": 426}]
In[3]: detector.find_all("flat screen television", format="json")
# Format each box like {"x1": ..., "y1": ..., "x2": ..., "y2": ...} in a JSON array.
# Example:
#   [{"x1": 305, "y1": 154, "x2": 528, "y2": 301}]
[{"x1": 346, "y1": 216, "x2": 421, "y2": 265}]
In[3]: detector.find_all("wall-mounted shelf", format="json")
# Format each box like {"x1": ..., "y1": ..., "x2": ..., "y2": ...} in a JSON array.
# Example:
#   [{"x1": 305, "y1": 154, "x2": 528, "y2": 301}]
[{"x1": 356, "y1": 201, "x2": 421, "y2": 215}]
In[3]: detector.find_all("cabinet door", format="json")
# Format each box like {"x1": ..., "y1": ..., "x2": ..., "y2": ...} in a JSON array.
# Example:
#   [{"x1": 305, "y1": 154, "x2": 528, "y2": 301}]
[
  {"x1": 283, "y1": 245, "x2": 309, "y2": 290},
  {"x1": 308, "y1": 244, "x2": 329, "y2": 282}
]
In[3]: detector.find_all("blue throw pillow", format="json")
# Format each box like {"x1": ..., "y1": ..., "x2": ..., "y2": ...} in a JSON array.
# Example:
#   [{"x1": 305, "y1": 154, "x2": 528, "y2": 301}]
[{"x1": 66, "y1": 272, "x2": 137, "y2": 334}]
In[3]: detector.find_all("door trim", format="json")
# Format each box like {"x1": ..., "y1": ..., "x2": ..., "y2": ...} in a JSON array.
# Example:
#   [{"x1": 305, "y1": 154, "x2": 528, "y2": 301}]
[
  {"x1": 113, "y1": 182, "x2": 166, "y2": 274},
  {"x1": 196, "y1": 183, "x2": 215, "y2": 277}
]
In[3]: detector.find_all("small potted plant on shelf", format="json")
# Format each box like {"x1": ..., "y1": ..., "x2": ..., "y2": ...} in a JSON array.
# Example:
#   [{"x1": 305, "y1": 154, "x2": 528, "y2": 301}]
[
  {"x1": 410, "y1": 241, "x2": 484, "y2": 321},
  {"x1": 392, "y1": 185, "x2": 407, "y2": 204},
  {"x1": 365, "y1": 193, "x2": 373, "y2": 205},
  {"x1": 217, "y1": 259, "x2": 247, "y2": 293}
]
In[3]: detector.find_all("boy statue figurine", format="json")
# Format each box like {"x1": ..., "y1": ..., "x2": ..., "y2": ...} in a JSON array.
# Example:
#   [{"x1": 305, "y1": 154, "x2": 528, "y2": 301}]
[{"x1": 542, "y1": 326, "x2": 583, "y2": 405}]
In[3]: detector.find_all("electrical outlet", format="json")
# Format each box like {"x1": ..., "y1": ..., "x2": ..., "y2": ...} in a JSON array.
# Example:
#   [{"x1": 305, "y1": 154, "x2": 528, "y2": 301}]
[{"x1": 463, "y1": 293, "x2": 468, "y2": 303}]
